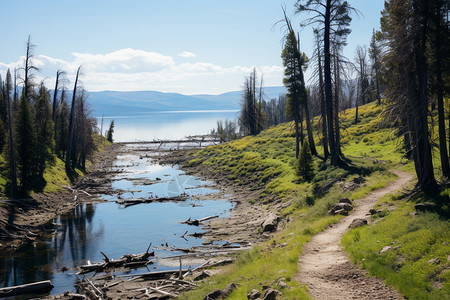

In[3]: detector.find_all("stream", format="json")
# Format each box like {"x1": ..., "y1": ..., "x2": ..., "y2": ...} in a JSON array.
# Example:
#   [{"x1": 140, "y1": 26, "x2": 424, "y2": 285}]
[{"x1": 0, "y1": 143, "x2": 235, "y2": 298}]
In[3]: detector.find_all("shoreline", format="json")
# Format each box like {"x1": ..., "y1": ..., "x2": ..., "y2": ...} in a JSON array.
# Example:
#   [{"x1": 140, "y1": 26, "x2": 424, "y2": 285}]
[{"x1": 0, "y1": 143, "x2": 123, "y2": 252}]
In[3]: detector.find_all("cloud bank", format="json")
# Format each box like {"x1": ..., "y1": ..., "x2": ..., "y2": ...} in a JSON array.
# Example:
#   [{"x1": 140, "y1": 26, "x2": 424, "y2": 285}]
[{"x1": 0, "y1": 48, "x2": 283, "y2": 94}]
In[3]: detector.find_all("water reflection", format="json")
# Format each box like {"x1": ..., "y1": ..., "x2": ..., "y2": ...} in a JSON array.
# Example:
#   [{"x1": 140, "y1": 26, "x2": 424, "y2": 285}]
[{"x1": 0, "y1": 204, "x2": 99, "y2": 296}]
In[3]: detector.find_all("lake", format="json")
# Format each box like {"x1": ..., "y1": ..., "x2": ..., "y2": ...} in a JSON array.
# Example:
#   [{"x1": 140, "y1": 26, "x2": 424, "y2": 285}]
[
  {"x1": 97, "y1": 110, "x2": 239, "y2": 142},
  {"x1": 0, "y1": 109, "x2": 240, "y2": 298}
]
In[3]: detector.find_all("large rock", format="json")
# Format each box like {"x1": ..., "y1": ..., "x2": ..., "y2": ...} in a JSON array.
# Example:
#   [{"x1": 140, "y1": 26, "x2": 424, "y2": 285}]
[
  {"x1": 247, "y1": 289, "x2": 261, "y2": 300},
  {"x1": 328, "y1": 202, "x2": 353, "y2": 215},
  {"x1": 262, "y1": 288, "x2": 281, "y2": 300},
  {"x1": 222, "y1": 283, "x2": 237, "y2": 297},
  {"x1": 339, "y1": 198, "x2": 353, "y2": 205},
  {"x1": 204, "y1": 289, "x2": 222, "y2": 300},
  {"x1": 348, "y1": 218, "x2": 368, "y2": 229},
  {"x1": 261, "y1": 213, "x2": 279, "y2": 232}
]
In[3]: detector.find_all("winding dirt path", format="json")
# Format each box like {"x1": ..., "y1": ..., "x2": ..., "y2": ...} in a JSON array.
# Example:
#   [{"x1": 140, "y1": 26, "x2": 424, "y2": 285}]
[{"x1": 295, "y1": 170, "x2": 413, "y2": 300}]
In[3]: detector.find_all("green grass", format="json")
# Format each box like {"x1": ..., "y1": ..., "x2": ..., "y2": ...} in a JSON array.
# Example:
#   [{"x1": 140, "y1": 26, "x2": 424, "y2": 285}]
[
  {"x1": 181, "y1": 101, "x2": 426, "y2": 299},
  {"x1": 342, "y1": 193, "x2": 450, "y2": 300}
]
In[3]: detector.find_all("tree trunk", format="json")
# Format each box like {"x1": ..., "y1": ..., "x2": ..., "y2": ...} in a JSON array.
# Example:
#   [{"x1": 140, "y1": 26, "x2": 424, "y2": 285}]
[
  {"x1": 333, "y1": 53, "x2": 341, "y2": 157},
  {"x1": 432, "y1": 1, "x2": 450, "y2": 177},
  {"x1": 66, "y1": 67, "x2": 80, "y2": 170},
  {"x1": 324, "y1": 0, "x2": 338, "y2": 165},
  {"x1": 413, "y1": 0, "x2": 436, "y2": 190},
  {"x1": 318, "y1": 53, "x2": 329, "y2": 158},
  {"x1": 375, "y1": 66, "x2": 381, "y2": 105},
  {"x1": 295, "y1": 116, "x2": 300, "y2": 158},
  {"x1": 304, "y1": 102, "x2": 317, "y2": 156},
  {"x1": 6, "y1": 89, "x2": 17, "y2": 196}
]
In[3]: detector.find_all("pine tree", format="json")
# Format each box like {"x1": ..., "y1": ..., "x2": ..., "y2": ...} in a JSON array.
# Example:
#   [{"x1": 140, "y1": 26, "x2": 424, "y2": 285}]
[
  {"x1": 15, "y1": 94, "x2": 36, "y2": 191},
  {"x1": 106, "y1": 120, "x2": 114, "y2": 143},
  {"x1": 35, "y1": 83, "x2": 55, "y2": 177},
  {"x1": 296, "y1": 141, "x2": 314, "y2": 180}
]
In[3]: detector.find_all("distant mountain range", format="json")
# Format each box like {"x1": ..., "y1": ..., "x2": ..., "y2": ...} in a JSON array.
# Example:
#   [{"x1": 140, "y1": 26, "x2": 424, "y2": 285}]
[{"x1": 87, "y1": 86, "x2": 287, "y2": 116}]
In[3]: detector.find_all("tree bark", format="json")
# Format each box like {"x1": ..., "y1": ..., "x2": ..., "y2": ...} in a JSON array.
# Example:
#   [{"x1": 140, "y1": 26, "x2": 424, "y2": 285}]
[
  {"x1": 66, "y1": 67, "x2": 80, "y2": 170},
  {"x1": 324, "y1": 0, "x2": 338, "y2": 165},
  {"x1": 304, "y1": 102, "x2": 317, "y2": 155},
  {"x1": 318, "y1": 52, "x2": 329, "y2": 158}
]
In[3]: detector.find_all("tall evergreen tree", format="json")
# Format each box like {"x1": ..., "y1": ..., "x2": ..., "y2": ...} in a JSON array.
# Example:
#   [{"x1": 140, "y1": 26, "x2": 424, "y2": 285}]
[
  {"x1": 15, "y1": 94, "x2": 36, "y2": 191},
  {"x1": 369, "y1": 29, "x2": 382, "y2": 105},
  {"x1": 35, "y1": 83, "x2": 55, "y2": 177}
]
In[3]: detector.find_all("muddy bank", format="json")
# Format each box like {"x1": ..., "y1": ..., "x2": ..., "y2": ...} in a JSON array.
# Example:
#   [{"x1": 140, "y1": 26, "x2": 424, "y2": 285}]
[{"x1": 0, "y1": 143, "x2": 123, "y2": 252}]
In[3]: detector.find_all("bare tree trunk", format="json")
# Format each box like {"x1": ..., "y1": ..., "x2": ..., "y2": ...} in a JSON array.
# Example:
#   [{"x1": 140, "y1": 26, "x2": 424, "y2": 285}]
[
  {"x1": 318, "y1": 53, "x2": 329, "y2": 158},
  {"x1": 324, "y1": 0, "x2": 338, "y2": 165},
  {"x1": 304, "y1": 102, "x2": 317, "y2": 156},
  {"x1": 6, "y1": 87, "x2": 17, "y2": 196},
  {"x1": 66, "y1": 67, "x2": 80, "y2": 171},
  {"x1": 295, "y1": 116, "x2": 300, "y2": 158},
  {"x1": 333, "y1": 52, "x2": 341, "y2": 157}
]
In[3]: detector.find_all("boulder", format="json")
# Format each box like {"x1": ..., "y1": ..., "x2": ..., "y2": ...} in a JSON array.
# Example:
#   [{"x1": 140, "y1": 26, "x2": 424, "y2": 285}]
[
  {"x1": 341, "y1": 203, "x2": 354, "y2": 212},
  {"x1": 204, "y1": 289, "x2": 222, "y2": 300},
  {"x1": 380, "y1": 246, "x2": 392, "y2": 254},
  {"x1": 262, "y1": 288, "x2": 281, "y2": 300},
  {"x1": 339, "y1": 198, "x2": 352, "y2": 205},
  {"x1": 261, "y1": 213, "x2": 279, "y2": 232},
  {"x1": 334, "y1": 209, "x2": 348, "y2": 216},
  {"x1": 222, "y1": 283, "x2": 237, "y2": 297},
  {"x1": 247, "y1": 289, "x2": 261, "y2": 300},
  {"x1": 348, "y1": 218, "x2": 368, "y2": 229}
]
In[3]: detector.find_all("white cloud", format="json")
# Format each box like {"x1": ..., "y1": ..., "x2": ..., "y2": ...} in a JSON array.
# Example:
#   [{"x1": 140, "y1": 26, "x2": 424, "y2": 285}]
[
  {"x1": 178, "y1": 51, "x2": 196, "y2": 58},
  {"x1": 0, "y1": 48, "x2": 283, "y2": 94}
]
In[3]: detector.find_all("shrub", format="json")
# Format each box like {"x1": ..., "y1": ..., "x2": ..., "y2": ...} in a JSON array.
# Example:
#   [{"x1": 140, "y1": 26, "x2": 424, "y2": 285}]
[{"x1": 295, "y1": 141, "x2": 314, "y2": 181}]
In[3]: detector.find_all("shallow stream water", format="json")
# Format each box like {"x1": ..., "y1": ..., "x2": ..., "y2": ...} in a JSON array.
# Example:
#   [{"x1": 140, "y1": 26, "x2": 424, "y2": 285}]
[{"x1": 0, "y1": 144, "x2": 234, "y2": 298}]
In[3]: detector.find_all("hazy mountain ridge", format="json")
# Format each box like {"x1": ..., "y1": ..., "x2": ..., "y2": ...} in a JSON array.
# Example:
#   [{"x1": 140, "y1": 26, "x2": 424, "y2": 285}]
[{"x1": 87, "y1": 86, "x2": 286, "y2": 116}]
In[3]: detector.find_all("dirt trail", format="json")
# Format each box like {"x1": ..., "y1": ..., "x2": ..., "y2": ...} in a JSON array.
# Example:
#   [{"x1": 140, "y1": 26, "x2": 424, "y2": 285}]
[{"x1": 295, "y1": 170, "x2": 413, "y2": 300}]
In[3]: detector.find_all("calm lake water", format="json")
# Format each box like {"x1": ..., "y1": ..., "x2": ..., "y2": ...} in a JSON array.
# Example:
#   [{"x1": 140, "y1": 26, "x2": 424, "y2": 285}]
[
  {"x1": 99, "y1": 110, "x2": 239, "y2": 142},
  {"x1": 1, "y1": 140, "x2": 235, "y2": 297}
]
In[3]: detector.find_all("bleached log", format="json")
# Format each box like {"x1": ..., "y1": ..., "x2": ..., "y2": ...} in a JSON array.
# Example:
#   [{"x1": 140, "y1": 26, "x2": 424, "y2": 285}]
[{"x1": 0, "y1": 280, "x2": 54, "y2": 297}]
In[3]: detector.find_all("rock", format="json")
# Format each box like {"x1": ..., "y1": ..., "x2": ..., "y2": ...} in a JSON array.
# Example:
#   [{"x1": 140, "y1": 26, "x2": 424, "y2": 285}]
[
  {"x1": 204, "y1": 289, "x2": 223, "y2": 300},
  {"x1": 194, "y1": 270, "x2": 212, "y2": 281},
  {"x1": 278, "y1": 281, "x2": 288, "y2": 289},
  {"x1": 415, "y1": 203, "x2": 436, "y2": 213},
  {"x1": 261, "y1": 213, "x2": 279, "y2": 232},
  {"x1": 348, "y1": 218, "x2": 368, "y2": 229},
  {"x1": 380, "y1": 246, "x2": 392, "y2": 254},
  {"x1": 428, "y1": 258, "x2": 441, "y2": 265},
  {"x1": 334, "y1": 209, "x2": 348, "y2": 216},
  {"x1": 353, "y1": 177, "x2": 366, "y2": 184},
  {"x1": 341, "y1": 203, "x2": 353, "y2": 212},
  {"x1": 369, "y1": 209, "x2": 380, "y2": 215},
  {"x1": 222, "y1": 283, "x2": 237, "y2": 297},
  {"x1": 339, "y1": 198, "x2": 352, "y2": 205},
  {"x1": 247, "y1": 289, "x2": 261, "y2": 300},
  {"x1": 262, "y1": 288, "x2": 281, "y2": 300}
]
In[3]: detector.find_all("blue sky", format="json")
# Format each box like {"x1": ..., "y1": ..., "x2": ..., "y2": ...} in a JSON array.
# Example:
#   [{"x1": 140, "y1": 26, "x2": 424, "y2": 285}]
[{"x1": 0, "y1": 0, "x2": 384, "y2": 95}]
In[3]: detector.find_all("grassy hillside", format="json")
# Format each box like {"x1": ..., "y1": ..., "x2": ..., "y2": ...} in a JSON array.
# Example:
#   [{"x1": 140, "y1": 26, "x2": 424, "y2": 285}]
[
  {"x1": 180, "y1": 101, "x2": 449, "y2": 299},
  {"x1": 0, "y1": 134, "x2": 110, "y2": 198}
]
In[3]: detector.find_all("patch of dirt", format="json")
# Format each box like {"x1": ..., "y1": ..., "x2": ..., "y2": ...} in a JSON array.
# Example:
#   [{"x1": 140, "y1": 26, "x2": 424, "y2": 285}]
[{"x1": 295, "y1": 170, "x2": 414, "y2": 300}]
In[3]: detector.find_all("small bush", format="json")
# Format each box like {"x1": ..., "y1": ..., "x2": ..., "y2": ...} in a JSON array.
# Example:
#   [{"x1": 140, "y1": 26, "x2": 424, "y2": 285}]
[{"x1": 296, "y1": 142, "x2": 314, "y2": 181}]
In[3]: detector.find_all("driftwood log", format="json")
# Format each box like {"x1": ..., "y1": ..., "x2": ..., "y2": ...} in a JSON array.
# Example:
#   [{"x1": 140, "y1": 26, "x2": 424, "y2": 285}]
[
  {"x1": 116, "y1": 195, "x2": 187, "y2": 207},
  {"x1": 0, "y1": 280, "x2": 54, "y2": 297},
  {"x1": 182, "y1": 215, "x2": 219, "y2": 226},
  {"x1": 78, "y1": 243, "x2": 154, "y2": 274}
]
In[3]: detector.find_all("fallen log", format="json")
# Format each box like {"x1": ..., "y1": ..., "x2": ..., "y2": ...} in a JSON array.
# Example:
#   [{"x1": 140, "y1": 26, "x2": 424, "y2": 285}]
[
  {"x1": 78, "y1": 243, "x2": 154, "y2": 273},
  {"x1": 0, "y1": 280, "x2": 54, "y2": 297},
  {"x1": 116, "y1": 196, "x2": 187, "y2": 207},
  {"x1": 182, "y1": 215, "x2": 219, "y2": 226},
  {"x1": 119, "y1": 269, "x2": 189, "y2": 280}
]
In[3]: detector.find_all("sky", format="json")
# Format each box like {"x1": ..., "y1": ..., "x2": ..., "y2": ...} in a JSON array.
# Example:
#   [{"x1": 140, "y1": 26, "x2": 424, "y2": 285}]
[{"x1": 0, "y1": 0, "x2": 385, "y2": 95}]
